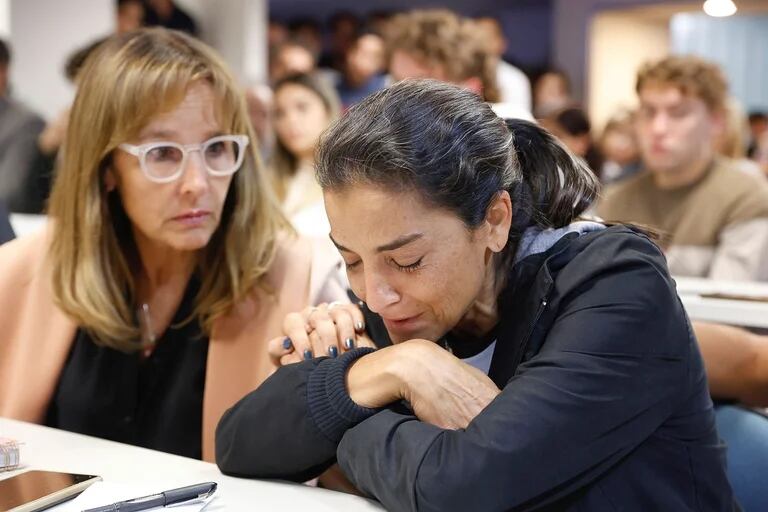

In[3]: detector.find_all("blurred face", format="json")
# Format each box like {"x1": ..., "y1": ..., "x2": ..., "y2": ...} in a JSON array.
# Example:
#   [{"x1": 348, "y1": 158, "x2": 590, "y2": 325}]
[
  {"x1": 272, "y1": 46, "x2": 315, "y2": 81},
  {"x1": 274, "y1": 83, "x2": 331, "y2": 160},
  {"x1": 109, "y1": 82, "x2": 234, "y2": 253},
  {"x1": 534, "y1": 73, "x2": 569, "y2": 110},
  {"x1": 347, "y1": 34, "x2": 385, "y2": 81},
  {"x1": 602, "y1": 129, "x2": 639, "y2": 166},
  {"x1": 325, "y1": 185, "x2": 507, "y2": 343},
  {"x1": 636, "y1": 85, "x2": 719, "y2": 175},
  {"x1": 390, "y1": 50, "x2": 447, "y2": 82},
  {"x1": 117, "y1": 1, "x2": 144, "y2": 34}
]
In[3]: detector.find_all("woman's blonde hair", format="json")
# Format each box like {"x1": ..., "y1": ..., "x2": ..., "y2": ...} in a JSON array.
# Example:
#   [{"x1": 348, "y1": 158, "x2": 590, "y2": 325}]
[
  {"x1": 47, "y1": 28, "x2": 289, "y2": 351},
  {"x1": 269, "y1": 72, "x2": 340, "y2": 201}
]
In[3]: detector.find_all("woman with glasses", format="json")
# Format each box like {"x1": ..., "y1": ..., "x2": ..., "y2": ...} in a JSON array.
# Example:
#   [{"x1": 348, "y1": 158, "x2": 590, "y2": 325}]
[{"x1": 0, "y1": 28, "x2": 349, "y2": 462}]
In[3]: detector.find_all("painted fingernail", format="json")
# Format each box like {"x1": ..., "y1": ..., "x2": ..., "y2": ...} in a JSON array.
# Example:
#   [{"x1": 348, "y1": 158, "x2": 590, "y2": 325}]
[
  {"x1": 303, "y1": 349, "x2": 313, "y2": 360},
  {"x1": 344, "y1": 338, "x2": 355, "y2": 350},
  {"x1": 328, "y1": 346, "x2": 339, "y2": 358},
  {"x1": 282, "y1": 337, "x2": 293, "y2": 350},
  {"x1": 354, "y1": 321, "x2": 365, "y2": 332}
]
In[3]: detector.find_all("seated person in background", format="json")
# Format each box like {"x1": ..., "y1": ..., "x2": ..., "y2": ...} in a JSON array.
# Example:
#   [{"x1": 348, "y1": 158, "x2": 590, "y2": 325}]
[
  {"x1": 542, "y1": 105, "x2": 602, "y2": 175},
  {"x1": 269, "y1": 39, "x2": 317, "y2": 83},
  {"x1": 475, "y1": 16, "x2": 532, "y2": 113},
  {"x1": 0, "y1": 38, "x2": 49, "y2": 213},
  {"x1": 271, "y1": 73, "x2": 340, "y2": 237},
  {"x1": 386, "y1": 10, "x2": 499, "y2": 104},
  {"x1": 598, "y1": 108, "x2": 642, "y2": 185},
  {"x1": 0, "y1": 28, "x2": 349, "y2": 462},
  {"x1": 216, "y1": 80, "x2": 735, "y2": 511},
  {"x1": 747, "y1": 111, "x2": 767, "y2": 160},
  {"x1": 335, "y1": 30, "x2": 387, "y2": 110},
  {"x1": 598, "y1": 56, "x2": 768, "y2": 281},
  {"x1": 532, "y1": 68, "x2": 571, "y2": 119}
]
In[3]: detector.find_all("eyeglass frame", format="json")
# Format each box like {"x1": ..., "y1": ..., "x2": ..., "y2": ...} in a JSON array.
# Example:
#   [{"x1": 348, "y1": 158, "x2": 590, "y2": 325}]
[{"x1": 118, "y1": 134, "x2": 250, "y2": 184}]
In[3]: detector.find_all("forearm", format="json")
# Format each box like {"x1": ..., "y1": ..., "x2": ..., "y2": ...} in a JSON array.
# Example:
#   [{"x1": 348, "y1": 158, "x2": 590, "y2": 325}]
[
  {"x1": 694, "y1": 321, "x2": 768, "y2": 406},
  {"x1": 215, "y1": 347, "x2": 381, "y2": 480}
]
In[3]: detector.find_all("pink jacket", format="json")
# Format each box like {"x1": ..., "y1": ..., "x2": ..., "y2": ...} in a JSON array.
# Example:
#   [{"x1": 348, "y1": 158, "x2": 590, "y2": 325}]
[{"x1": 0, "y1": 228, "x2": 346, "y2": 461}]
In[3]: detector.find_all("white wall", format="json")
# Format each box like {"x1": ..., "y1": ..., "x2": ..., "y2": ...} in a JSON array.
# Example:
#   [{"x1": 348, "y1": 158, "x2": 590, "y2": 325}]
[
  {"x1": 9, "y1": 0, "x2": 112, "y2": 120},
  {"x1": 588, "y1": 12, "x2": 670, "y2": 131},
  {"x1": 176, "y1": 0, "x2": 268, "y2": 85},
  {"x1": 0, "y1": 0, "x2": 8, "y2": 38},
  {"x1": 671, "y1": 13, "x2": 768, "y2": 111}
]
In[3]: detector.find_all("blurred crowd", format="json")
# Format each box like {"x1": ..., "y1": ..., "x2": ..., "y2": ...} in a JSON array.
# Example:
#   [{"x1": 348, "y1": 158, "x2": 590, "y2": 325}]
[{"x1": 1, "y1": 2, "x2": 768, "y2": 271}]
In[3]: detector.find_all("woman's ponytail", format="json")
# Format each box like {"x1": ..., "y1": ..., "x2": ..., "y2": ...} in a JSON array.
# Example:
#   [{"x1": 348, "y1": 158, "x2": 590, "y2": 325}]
[{"x1": 505, "y1": 118, "x2": 600, "y2": 229}]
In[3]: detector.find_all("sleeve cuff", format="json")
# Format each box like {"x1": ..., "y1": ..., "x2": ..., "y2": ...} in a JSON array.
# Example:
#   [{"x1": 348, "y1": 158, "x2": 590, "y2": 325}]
[{"x1": 306, "y1": 347, "x2": 379, "y2": 443}]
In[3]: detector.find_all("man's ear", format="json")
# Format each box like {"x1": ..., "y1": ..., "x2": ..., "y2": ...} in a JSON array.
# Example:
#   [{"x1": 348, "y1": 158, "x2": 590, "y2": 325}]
[{"x1": 485, "y1": 190, "x2": 513, "y2": 253}]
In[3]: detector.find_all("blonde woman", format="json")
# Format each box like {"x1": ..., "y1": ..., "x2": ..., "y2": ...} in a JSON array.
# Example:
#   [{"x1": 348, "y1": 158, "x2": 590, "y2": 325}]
[
  {"x1": 271, "y1": 72, "x2": 340, "y2": 236},
  {"x1": 0, "y1": 28, "x2": 352, "y2": 462}
]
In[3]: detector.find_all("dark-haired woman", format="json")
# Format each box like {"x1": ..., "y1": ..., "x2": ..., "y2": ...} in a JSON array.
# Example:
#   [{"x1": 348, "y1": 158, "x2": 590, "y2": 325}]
[{"x1": 216, "y1": 79, "x2": 735, "y2": 511}]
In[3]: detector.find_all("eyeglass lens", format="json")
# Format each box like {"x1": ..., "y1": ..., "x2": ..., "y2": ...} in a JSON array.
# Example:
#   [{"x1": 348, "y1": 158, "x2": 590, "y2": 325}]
[{"x1": 144, "y1": 138, "x2": 243, "y2": 179}]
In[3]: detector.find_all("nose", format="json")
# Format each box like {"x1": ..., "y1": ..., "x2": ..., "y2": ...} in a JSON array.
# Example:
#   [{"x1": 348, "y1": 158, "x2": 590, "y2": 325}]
[
  {"x1": 179, "y1": 149, "x2": 209, "y2": 197},
  {"x1": 361, "y1": 270, "x2": 400, "y2": 314},
  {"x1": 649, "y1": 112, "x2": 669, "y2": 137}
]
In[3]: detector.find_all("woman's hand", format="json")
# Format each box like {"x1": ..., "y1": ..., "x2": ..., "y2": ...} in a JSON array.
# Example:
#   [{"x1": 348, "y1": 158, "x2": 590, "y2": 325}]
[
  {"x1": 398, "y1": 340, "x2": 501, "y2": 430},
  {"x1": 346, "y1": 339, "x2": 501, "y2": 430},
  {"x1": 268, "y1": 302, "x2": 376, "y2": 367}
]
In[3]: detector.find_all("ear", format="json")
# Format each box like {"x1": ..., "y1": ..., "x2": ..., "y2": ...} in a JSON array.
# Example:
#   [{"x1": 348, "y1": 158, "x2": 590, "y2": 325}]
[
  {"x1": 709, "y1": 109, "x2": 726, "y2": 140},
  {"x1": 484, "y1": 190, "x2": 513, "y2": 253},
  {"x1": 104, "y1": 166, "x2": 117, "y2": 192}
]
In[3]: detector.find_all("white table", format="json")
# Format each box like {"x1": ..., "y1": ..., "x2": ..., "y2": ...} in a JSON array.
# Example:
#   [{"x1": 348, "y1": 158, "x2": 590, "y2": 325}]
[
  {"x1": 0, "y1": 418, "x2": 383, "y2": 511},
  {"x1": 675, "y1": 277, "x2": 768, "y2": 329}
]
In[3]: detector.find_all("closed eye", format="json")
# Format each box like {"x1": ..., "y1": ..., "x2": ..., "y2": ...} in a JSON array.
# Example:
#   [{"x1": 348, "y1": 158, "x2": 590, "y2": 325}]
[{"x1": 393, "y1": 257, "x2": 423, "y2": 273}]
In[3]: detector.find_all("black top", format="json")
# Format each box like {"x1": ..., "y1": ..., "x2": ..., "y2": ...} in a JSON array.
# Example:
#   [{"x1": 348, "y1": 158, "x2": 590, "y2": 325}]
[
  {"x1": 46, "y1": 278, "x2": 208, "y2": 459},
  {"x1": 216, "y1": 226, "x2": 736, "y2": 511}
]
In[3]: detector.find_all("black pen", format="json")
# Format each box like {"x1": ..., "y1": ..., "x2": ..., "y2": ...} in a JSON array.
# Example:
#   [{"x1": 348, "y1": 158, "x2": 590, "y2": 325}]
[{"x1": 81, "y1": 481, "x2": 217, "y2": 512}]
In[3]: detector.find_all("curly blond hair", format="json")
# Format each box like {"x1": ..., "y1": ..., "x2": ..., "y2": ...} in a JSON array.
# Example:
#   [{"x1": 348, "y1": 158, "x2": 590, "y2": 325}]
[
  {"x1": 385, "y1": 9, "x2": 500, "y2": 103},
  {"x1": 636, "y1": 56, "x2": 728, "y2": 112}
]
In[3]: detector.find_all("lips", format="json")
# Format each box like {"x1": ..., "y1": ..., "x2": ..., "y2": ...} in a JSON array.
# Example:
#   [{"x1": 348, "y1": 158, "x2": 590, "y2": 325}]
[
  {"x1": 382, "y1": 313, "x2": 423, "y2": 333},
  {"x1": 172, "y1": 210, "x2": 211, "y2": 226}
]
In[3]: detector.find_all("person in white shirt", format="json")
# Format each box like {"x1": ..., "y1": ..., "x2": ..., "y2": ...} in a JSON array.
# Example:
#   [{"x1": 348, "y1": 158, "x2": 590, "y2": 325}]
[{"x1": 475, "y1": 16, "x2": 532, "y2": 113}]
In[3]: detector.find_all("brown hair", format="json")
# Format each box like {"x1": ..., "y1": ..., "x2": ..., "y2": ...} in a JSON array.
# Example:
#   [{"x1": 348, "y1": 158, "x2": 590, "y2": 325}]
[
  {"x1": 47, "y1": 28, "x2": 289, "y2": 350},
  {"x1": 385, "y1": 9, "x2": 500, "y2": 103},
  {"x1": 636, "y1": 56, "x2": 728, "y2": 112},
  {"x1": 269, "y1": 72, "x2": 341, "y2": 201}
]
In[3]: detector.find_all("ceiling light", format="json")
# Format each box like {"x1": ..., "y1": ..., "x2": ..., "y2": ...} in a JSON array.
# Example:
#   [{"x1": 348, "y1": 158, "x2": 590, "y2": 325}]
[{"x1": 703, "y1": 0, "x2": 738, "y2": 17}]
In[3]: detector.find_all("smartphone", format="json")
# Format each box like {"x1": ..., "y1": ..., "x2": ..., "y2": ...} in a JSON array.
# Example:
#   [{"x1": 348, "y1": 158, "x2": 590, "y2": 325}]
[{"x1": 0, "y1": 470, "x2": 101, "y2": 511}]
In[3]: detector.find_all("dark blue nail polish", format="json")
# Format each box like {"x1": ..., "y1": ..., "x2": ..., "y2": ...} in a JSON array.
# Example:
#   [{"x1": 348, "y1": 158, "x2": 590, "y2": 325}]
[
  {"x1": 344, "y1": 338, "x2": 355, "y2": 350},
  {"x1": 354, "y1": 321, "x2": 365, "y2": 332},
  {"x1": 282, "y1": 337, "x2": 292, "y2": 350},
  {"x1": 328, "y1": 346, "x2": 339, "y2": 358},
  {"x1": 303, "y1": 349, "x2": 313, "y2": 360}
]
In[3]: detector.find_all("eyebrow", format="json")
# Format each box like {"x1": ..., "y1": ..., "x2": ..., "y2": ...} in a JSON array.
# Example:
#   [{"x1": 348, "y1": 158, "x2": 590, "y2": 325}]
[
  {"x1": 138, "y1": 129, "x2": 224, "y2": 142},
  {"x1": 329, "y1": 233, "x2": 424, "y2": 254}
]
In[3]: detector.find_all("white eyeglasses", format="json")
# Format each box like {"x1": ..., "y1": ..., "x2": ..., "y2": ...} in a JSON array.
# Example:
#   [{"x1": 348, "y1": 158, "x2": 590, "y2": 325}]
[{"x1": 119, "y1": 134, "x2": 249, "y2": 184}]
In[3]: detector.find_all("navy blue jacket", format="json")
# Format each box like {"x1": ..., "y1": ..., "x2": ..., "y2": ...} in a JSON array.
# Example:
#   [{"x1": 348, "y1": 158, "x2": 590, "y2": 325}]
[{"x1": 216, "y1": 226, "x2": 736, "y2": 511}]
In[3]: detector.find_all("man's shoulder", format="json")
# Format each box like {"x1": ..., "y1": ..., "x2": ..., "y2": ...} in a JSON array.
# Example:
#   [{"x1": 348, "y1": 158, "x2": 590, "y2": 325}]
[
  {"x1": 597, "y1": 171, "x2": 654, "y2": 218},
  {"x1": 0, "y1": 98, "x2": 44, "y2": 133},
  {"x1": 705, "y1": 159, "x2": 768, "y2": 218}
]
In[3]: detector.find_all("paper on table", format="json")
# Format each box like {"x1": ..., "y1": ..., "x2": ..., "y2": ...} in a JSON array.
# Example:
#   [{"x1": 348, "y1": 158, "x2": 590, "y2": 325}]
[{"x1": 53, "y1": 481, "x2": 215, "y2": 512}]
